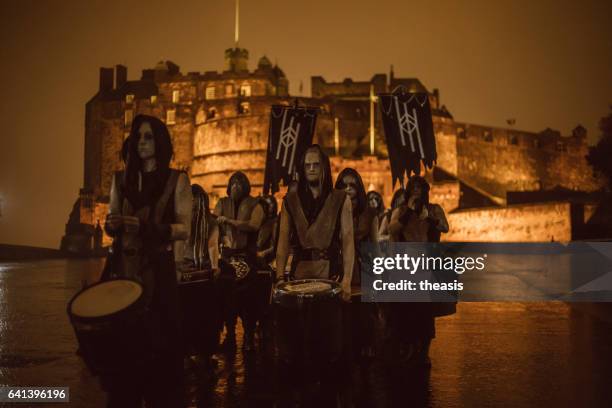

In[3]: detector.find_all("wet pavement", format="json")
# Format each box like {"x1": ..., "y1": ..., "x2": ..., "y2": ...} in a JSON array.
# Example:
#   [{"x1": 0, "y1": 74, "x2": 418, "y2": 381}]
[{"x1": 1, "y1": 258, "x2": 612, "y2": 407}]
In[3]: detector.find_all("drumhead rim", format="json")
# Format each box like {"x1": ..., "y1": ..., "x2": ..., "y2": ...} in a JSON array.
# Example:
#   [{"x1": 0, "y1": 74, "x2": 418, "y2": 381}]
[
  {"x1": 67, "y1": 277, "x2": 145, "y2": 321},
  {"x1": 274, "y1": 279, "x2": 342, "y2": 296}
]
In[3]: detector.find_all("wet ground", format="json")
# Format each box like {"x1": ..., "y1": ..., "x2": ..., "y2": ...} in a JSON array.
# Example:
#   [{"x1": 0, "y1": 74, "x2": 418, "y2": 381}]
[{"x1": 1, "y1": 258, "x2": 612, "y2": 407}]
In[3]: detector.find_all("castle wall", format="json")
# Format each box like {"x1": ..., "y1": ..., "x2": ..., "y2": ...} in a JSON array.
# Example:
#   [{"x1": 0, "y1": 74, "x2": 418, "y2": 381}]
[
  {"x1": 454, "y1": 123, "x2": 602, "y2": 199},
  {"x1": 311, "y1": 74, "x2": 387, "y2": 98},
  {"x1": 99, "y1": 103, "x2": 125, "y2": 200},
  {"x1": 433, "y1": 119, "x2": 458, "y2": 176},
  {"x1": 192, "y1": 113, "x2": 269, "y2": 201},
  {"x1": 445, "y1": 202, "x2": 571, "y2": 242}
]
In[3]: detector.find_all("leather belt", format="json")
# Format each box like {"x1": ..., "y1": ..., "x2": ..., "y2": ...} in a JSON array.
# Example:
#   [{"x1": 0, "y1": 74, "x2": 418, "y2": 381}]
[{"x1": 296, "y1": 248, "x2": 330, "y2": 262}]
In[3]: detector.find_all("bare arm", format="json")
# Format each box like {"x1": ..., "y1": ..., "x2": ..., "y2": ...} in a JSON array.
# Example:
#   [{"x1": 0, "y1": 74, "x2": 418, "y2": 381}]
[
  {"x1": 430, "y1": 204, "x2": 449, "y2": 233},
  {"x1": 105, "y1": 174, "x2": 123, "y2": 236},
  {"x1": 208, "y1": 222, "x2": 220, "y2": 270},
  {"x1": 171, "y1": 173, "x2": 192, "y2": 265},
  {"x1": 213, "y1": 199, "x2": 223, "y2": 217},
  {"x1": 109, "y1": 174, "x2": 121, "y2": 215},
  {"x1": 170, "y1": 172, "x2": 192, "y2": 241},
  {"x1": 369, "y1": 214, "x2": 382, "y2": 257},
  {"x1": 230, "y1": 203, "x2": 264, "y2": 232},
  {"x1": 340, "y1": 197, "x2": 355, "y2": 300},
  {"x1": 275, "y1": 201, "x2": 291, "y2": 282},
  {"x1": 388, "y1": 207, "x2": 405, "y2": 239},
  {"x1": 370, "y1": 214, "x2": 379, "y2": 243}
]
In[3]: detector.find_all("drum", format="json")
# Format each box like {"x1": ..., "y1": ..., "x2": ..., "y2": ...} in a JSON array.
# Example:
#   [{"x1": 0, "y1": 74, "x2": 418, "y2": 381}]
[
  {"x1": 273, "y1": 279, "x2": 343, "y2": 366},
  {"x1": 67, "y1": 278, "x2": 149, "y2": 375},
  {"x1": 179, "y1": 273, "x2": 221, "y2": 357}
]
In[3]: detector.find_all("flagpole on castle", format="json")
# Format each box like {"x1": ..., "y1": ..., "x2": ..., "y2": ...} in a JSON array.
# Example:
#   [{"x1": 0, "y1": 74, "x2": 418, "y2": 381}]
[{"x1": 235, "y1": 0, "x2": 240, "y2": 46}]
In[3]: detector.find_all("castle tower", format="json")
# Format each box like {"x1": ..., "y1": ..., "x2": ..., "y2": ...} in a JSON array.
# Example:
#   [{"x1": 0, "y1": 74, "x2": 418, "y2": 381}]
[
  {"x1": 225, "y1": 0, "x2": 248, "y2": 72},
  {"x1": 225, "y1": 48, "x2": 249, "y2": 72}
]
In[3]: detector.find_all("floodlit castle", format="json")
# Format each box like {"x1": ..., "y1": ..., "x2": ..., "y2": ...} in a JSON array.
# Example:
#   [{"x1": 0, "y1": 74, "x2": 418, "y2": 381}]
[{"x1": 60, "y1": 42, "x2": 605, "y2": 253}]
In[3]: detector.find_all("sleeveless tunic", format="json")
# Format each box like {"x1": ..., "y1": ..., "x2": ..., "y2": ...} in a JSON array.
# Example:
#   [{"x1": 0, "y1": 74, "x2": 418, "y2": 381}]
[{"x1": 285, "y1": 189, "x2": 346, "y2": 280}]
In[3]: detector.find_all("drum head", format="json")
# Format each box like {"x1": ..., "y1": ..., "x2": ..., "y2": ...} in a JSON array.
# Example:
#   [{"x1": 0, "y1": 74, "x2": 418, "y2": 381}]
[
  {"x1": 70, "y1": 279, "x2": 143, "y2": 318},
  {"x1": 274, "y1": 279, "x2": 341, "y2": 298}
]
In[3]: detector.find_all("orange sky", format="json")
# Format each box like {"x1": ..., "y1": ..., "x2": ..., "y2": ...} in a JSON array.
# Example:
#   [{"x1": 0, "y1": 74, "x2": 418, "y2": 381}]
[{"x1": 0, "y1": 0, "x2": 610, "y2": 248}]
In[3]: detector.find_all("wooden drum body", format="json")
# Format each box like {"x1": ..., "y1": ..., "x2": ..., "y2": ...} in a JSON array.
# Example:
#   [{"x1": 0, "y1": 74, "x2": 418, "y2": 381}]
[
  {"x1": 273, "y1": 279, "x2": 343, "y2": 366},
  {"x1": 67, "y1": 278, "x2": 149, "y2": 376}
]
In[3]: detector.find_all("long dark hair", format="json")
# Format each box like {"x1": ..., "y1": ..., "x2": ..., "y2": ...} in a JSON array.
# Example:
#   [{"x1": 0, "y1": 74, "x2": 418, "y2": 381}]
[
  {"x1": 190, "y1": 184, "x2": 210, "y2": 269},
  {"x1": 335, "y1": 167, "x2": 366, "y2": 216},
  {"x1": 260, "y1": 195, "x2": 278, "y2": 219},
  {"x1": 121, "y1": 114, "x2": 173, "y2": 204},
  {"x1": 296, "y1": 144, "x2": 332, "y2": 198},
  {"x1": 226, "y1": 171, "x2": 251, "y2": 198}
]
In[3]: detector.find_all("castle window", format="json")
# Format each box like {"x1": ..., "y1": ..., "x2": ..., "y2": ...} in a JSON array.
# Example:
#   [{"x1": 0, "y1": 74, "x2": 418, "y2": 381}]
[
  {"x1": 150, "y1": 95, "x2": 158, "y2": 104},
  {"x1": 240, "y1": 84, "x2": 251, "y2": 97},
  {"x1": 509, "y1": 134, "x2": 519, "y2": 145},
  {"x1": 533, "y1": 138, "x2": 541, "y2": 149},
  {"x1": 225, "y1": 84, "x2": 234, "y2": 97},
  {"x1": 207, "y1": 107, "x2": 217, "y2": 120},
  {"x1": 125, "y1": 94, "x2": 134, "y2": 104},
  {"x1": 166, "y1": 109, "x2": 176, "y2": 125},
  {"x1": 239, "y1": 102, "x2": 250, "y2": 115},
  {"x1": 205, "y1": 86, "x2": 216, "y2": 100},
  {"x1": 124, "y1": 109, "x2": 133, "y2": 127},
  {"x1": 556, "y1": 141, "x2": 566, "y2": 152},
  {"x1": 457, "y1": 128, "x2": 466, "y2": 139},
  {"x1": 124, "y1": 132, "x2": 130, "y2": 140},
  {"x1": 484, "y1": 130, "x2": 493, "y2": 142},
  {"x1": 172, "y1": 90, "x2": 180, "y2": 103}
]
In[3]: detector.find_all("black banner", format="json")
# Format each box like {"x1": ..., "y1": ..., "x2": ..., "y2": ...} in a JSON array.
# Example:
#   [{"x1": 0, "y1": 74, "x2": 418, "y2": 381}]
[
  {"x1": 263, "y1": 105, "x2": 318, "y2": 194},
  {"x1": 378, "y1": 90, "x2": 436, "y2": 187}
]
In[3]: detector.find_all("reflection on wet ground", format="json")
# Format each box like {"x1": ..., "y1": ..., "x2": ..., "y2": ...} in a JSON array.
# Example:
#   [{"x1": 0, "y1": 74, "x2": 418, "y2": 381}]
[{"x1": 1, "y1": 259, "x2": 612, "y2": 407}]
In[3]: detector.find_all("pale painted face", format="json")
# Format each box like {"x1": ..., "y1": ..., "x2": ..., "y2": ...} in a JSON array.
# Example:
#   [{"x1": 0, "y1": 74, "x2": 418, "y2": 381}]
[
  {"x1": 304, "y1": 150, "x2": 322, "y2": 184},
  {"x1": 368, "y1": 195, "x2": 380, "y2": 210},
  {"x1": 137, "y1": 122, "x2": 155, "y2": 160},
  {"x1": 342, "y1": 174, "x2": 358, "y2": 202}
]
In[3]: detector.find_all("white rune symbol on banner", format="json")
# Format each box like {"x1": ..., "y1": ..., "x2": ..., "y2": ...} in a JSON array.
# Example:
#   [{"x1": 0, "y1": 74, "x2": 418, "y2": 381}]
[
  {"x1": 394, "y1": 96, "x2": 425, "y2": 159},
  {"x1": 276, "y1": 109, "x2": 301, "y2": 174}
]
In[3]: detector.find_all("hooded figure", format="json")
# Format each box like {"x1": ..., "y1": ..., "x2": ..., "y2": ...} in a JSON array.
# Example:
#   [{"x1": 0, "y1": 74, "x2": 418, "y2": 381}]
[
  {"x1": 335, "y1": 168, "x2": 382, "y2": 359},
  {"x1": 366, "y1": 190, "x2": 385, "y2": 229},
  {"x1": 334, "y1": 168, "x2": 379, "y2": 286},
  {"x1": 386, "y1": 175, "x2": 450, "y2": 368},
  {"x1": 275, "y1": 144, "x2": 355, "y2": 301},
  {"x1": 213, "y1": 171, "x2": 264, "y2": 352}
]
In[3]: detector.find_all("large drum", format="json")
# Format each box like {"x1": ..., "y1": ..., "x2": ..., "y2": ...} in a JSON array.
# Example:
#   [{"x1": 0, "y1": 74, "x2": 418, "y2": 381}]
[
  {"x1": 67, "y1": 278, "x2": 150, "y2": 376},
  {"x1": 273, "y1": 279, "x2": 343, "y2": 366},
  {"x1": 179, "y1": 271, "x2": 221, "y2": 357}
]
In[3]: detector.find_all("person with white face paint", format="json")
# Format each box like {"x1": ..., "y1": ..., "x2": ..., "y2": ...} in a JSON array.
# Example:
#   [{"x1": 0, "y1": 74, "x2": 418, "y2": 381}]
[
  {"x1": 334, "y1": 168, "x2": 381, "y2": 360},
  {"x1": 275, "y1": 145, "x2": 355, "y2": 301},
  {"x1": 103, "y1": 114, "x2": 191, "y2": 408}
]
